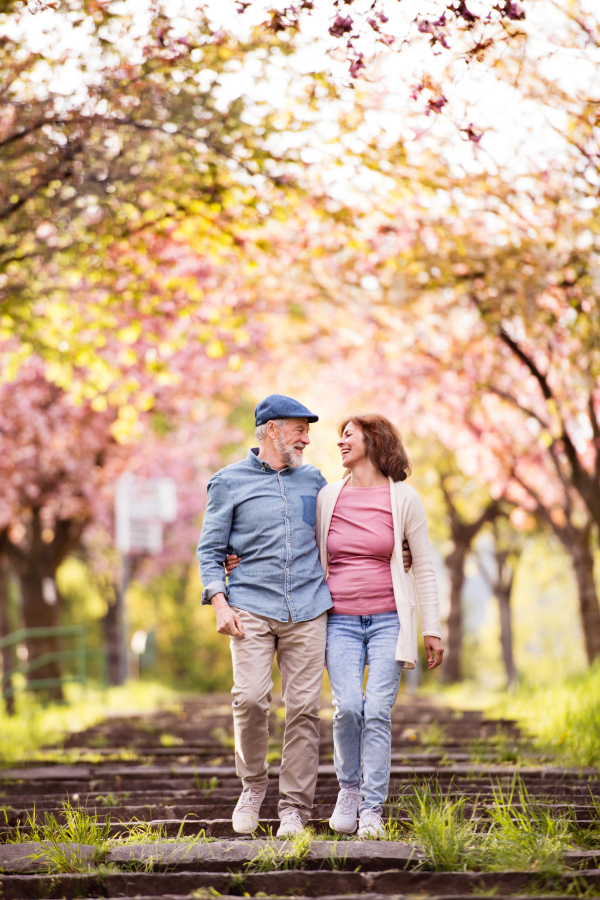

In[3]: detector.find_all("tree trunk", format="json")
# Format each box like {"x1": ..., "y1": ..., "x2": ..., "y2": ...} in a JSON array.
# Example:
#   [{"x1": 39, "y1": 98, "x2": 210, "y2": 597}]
[
  {"x1": 444, "y1": 542, "x2": 469, "y2": 682},
  {"x1": 496, "y1": 580, "x2": 517, "y2": 687},
  {"x1": 0, "y1": 555, "x2": 15, "y2": 713},
  {"x1": 489, "y1": 531, "x2": 519, "y2": 688},
  {"x1": 566, "y1": 528, "x2": 600, "y2": 664},
  {"x1": 7, "y1": 510, "x2": 65, "y2": 701},
  {"x1": 104, "y1": 589, "x2": 121, "y2": 687},
  {"x1": 18, "y1": 563, "x2": 63, "y2": 701},
  {"x1": 5, "y1": 511, "x2": 87, "y2": 701},
  {"x1": 439, "y1": 478, "x2": 500, "y2": 684}
]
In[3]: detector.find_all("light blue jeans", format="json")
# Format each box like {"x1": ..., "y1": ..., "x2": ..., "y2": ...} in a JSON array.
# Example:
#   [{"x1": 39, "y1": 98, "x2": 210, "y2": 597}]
[{"x1": 326, "y1": 611, "x2": 403, "y2": 816}]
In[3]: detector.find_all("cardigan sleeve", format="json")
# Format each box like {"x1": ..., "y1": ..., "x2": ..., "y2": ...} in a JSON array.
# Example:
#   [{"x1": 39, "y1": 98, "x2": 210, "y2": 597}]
[
  {"x1": 315, "y1": 488, "x2": 328, "y2": 575},
  {"x1": 404, "y1": 493, "x2": 442, "y2": 639}
]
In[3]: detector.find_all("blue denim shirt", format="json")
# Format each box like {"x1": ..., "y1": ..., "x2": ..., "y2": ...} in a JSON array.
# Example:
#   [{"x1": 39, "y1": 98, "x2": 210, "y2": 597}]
[{"x1": 197, "y1": 449, "x2": 333, "y2": 623}]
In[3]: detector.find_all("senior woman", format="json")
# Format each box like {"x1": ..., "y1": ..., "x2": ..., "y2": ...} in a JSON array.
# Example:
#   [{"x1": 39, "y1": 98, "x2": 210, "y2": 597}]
[{"x1": 319, "y1": 414, "x2": 443, "y2": 838}]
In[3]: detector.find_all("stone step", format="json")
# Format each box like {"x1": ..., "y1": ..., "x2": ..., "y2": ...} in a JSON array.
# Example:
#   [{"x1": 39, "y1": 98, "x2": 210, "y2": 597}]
[
  {"x1": 3, "y1": 763, "x2": 597, "y2": 784},
  {"x1": 4, "y1": 781, "x2": 599, "y2": 801},
  {"x1": 101, "y1": 895, "x2": 586, "y2": 900},
  {"x1": 0, "y1": 838, "x2": 425, "y2": 875},
  {"x1": 107, "y1": 838, "x2": 425, "y2": 872},
  {"x1": 2, "y1": 867, "x2": 598, "y2": 899},
  {"x1": 101, "y1": 893, "x2": 593, "y2": 900}
]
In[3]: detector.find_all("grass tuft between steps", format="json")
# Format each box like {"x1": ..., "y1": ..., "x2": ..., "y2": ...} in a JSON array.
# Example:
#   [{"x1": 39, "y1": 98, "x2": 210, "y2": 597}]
[
  {"x1": 5, "y1": 800, "x2": 216, "y2": 873},
  {"x1": 572, "y1": 790, "x2": 600, "y2": 851},
  {"x1": 245, "y1": 828, "x2": 315, "y2": 872},
  {"x1": 7, "y1": 802, "x2": 111, "y2": 874},
  {"x1": 9, "y1": 802, "x2": 111, "y2": 850},
  {"x1": 398, "y1": 775, "x2": 578, "y2": 874}
]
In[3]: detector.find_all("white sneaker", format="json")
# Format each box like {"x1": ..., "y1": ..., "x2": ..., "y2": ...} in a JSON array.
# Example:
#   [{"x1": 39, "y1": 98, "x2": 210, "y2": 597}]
[
  {"x1": 276, "y1": 809, "x2": 303, "y2": 837},
  {"x1": 357, "y1": 809, "x2": 385, "y2": 839},
  {"x1": 232, "y1": 787, "x2": 266, "y2": 834},
  {"x1": 329, "y1": 787, "x2": 361, "y2": 834}
]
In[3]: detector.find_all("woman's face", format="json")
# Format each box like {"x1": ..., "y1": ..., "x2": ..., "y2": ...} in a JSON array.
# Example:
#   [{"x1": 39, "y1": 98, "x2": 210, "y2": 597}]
[{"x1": 337, "y1": 421, "x2": 368, "y2": 469}]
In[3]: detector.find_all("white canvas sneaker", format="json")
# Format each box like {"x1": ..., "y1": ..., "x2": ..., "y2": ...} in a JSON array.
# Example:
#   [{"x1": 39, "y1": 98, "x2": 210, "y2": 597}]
[
  {"x1": 329, "y1": 787, "x2": 361, "y2": 834},
  {"x1": 232, "y1": 787, "x2": 266, "y2": 834},
  {"x1": 276, "y1": 809, "x2": 303, "y2": 837},
  {"x1": 357, "y1": 809, "x2": 386, "y2": 839}
]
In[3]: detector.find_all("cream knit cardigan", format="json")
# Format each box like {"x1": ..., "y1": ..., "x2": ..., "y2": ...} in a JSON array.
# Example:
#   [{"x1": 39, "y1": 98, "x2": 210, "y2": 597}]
[{"x1": 316, "y1": 476, "x2": 441, "y2": 669}]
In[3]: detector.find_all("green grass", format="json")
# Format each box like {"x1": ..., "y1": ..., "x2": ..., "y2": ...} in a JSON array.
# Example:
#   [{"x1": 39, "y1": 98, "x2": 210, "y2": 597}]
[
  {"x1": 425, "y1": 660, "x2": 600, "y2": 769},
  {"x1": 193, "y1": 772, "x2": 219, "y2": 793},
  {"x1": 210, "y1": 726, "x2": 236, "y2": 751},
  {"x1": 419, "y1": 723, "x2": 448, "y2": 748},
  {"x1": 8, "y1": 801, "x2": 111, "y2": 873},
  {"x1": 10, "y1": 801, "x2": 111, "y2": 849},
  {"x1": 401, "y1": 776, "x2": 576, "y2": 874},
  {"x1": 467, "y1": 732, "x2": 524, "y2": 764},
  {"x1": 160, "y1": 732, "x2": 184, "y2": 747},
  {"x1": 0, "y1": 682, "x2": 176, "y2": 765},
  {"x1": 572, "y1": 788, "x2": 600, "y2": 850},
  {"x1": 265, "y1": 742, "x2": 283, "y2": 763},
  {"x1": 96, "y1": 792, "x2": 130, "y2": 807},
  {"x1": 321, "y1": 838, "x2": 349, "y2": 870},
  {"x1": 245, "y1": 828, "x2": 314, "y2": 872},
  {"x1": 7, "y1": 803, "x2": 214, "y2": 875},
  {"x1": 113, "y1": 817, "x2": 214, "y2": 845},
  {"x1": 482, "y1": 778, "x2": 573, "y2": 874},
  {"x1": 491, "y1": 662, "x2": 600, "y2": 768},
  {"x1": 402, "y1": 782, "x2": 479, "y2": 871}
]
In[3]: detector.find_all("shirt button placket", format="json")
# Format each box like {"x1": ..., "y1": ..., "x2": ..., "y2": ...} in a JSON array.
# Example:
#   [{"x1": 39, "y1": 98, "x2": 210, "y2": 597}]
[{"x1": 281, "y1": 473, "x2": 292, "y2": 613}]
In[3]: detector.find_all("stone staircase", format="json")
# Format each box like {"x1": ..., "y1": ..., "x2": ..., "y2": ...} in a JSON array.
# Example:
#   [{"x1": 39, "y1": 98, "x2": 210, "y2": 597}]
[{"x1": 0, "y1": 693, "x2": 598, "y2": 899}]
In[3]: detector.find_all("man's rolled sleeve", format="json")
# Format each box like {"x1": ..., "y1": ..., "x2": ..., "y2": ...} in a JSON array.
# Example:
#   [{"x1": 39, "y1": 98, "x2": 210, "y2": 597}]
[
  {"x1": 197, "y1": 475, "x2": 234, "y2": 606},
  {"x1": 202, "y1": 579, "x2": 228, "y2": 604}
]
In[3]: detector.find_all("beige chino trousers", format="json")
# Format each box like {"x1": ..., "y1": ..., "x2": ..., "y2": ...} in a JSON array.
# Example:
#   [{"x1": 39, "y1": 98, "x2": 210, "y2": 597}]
[{"x1": 229, "y1": 607, "x2": 327, "y2": 824}]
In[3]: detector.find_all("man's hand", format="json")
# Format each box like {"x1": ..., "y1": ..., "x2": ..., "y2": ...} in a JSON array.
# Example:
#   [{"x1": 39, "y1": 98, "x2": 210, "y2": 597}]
[
  {"x1": 211, "y1": 593, "x2": 245, "y2": 637},
  {"x1": 224, "y1": 554, "x2": 241, "y2": 576},
  {"x1": 424, "y1": 635, "x2": 444, "y2": 670},
  {"x1": 402, "y1": 540, "x2": 412, "y2": 572}
]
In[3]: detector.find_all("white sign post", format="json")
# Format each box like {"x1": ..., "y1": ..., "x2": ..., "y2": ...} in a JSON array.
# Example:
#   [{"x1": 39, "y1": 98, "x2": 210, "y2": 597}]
[{"x1": 114, "y1": 473, "x2": 177, "y2": 683}]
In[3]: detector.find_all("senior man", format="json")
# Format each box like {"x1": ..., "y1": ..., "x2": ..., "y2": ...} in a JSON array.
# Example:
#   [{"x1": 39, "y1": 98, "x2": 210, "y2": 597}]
[{"x1": 197, "y1": 394, "x2": 333, "y2": 837}]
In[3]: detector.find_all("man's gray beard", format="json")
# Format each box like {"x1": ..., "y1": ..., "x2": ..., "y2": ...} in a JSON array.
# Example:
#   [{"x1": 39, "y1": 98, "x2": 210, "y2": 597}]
[{"x1": 274, "y1": 434, "x2": 303, "y2": 469}]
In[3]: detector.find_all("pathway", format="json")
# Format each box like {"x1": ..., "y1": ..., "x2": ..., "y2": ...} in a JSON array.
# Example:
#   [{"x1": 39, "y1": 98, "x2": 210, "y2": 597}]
[{"x1": 0, "y1": 692, "x2": 598, "y2": 899}]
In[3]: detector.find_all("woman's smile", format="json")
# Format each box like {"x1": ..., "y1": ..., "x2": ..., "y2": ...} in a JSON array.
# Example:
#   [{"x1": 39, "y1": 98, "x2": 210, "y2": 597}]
[{"x1": 338, "y1": 424, "x2": 365, "y2": 468}]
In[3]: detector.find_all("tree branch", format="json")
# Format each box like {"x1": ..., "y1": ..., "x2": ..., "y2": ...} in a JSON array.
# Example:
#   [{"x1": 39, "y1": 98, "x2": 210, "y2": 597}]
[
  {"x1": 0, "y1": 119, "x2": 55, "y2": 149},
  {"x1": 589, "y1": 390, "x2": 600, "y2": 485},
  {"x1": 498, "y1": 326, "x2": 589, "y2": 502},
  {"x1": 488, "y1": 386, "x2": 550, "y2": 429},
  {"x1": 46, "y1": 517, "x2": 89, "y2": 569},
  {"x1": 499, "y1": 326, "x2": 552, "y2": 400}
]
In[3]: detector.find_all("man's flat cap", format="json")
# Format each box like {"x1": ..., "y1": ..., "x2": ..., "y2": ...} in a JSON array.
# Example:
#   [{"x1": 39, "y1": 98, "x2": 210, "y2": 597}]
[{"x1": 255, "y1": 394, "x2": 319, "y2": 427}]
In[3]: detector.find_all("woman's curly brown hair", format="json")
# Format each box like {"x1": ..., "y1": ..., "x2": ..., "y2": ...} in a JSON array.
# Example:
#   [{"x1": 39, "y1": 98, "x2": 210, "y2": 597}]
[{"x1": 339, "y1": 414, "x2": 411, "y2": 482}]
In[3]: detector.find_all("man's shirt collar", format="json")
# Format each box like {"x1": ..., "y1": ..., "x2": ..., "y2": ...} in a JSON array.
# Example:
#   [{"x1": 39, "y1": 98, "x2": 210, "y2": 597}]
[{"x1": 247, "y1": 447, "x2": 290, "y2": 474}]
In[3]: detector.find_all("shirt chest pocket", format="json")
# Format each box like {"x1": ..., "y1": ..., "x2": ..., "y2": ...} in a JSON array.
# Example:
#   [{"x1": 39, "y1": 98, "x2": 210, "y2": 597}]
[{"x1": 301, "y1": 495, "x2": 317, "y2": 527}]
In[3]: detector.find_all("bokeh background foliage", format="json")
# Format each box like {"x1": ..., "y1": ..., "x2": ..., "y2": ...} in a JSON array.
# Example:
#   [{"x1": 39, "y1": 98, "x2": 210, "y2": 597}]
[{"x1": 0, "y1": 0, "x2": 599, "y2": 764}]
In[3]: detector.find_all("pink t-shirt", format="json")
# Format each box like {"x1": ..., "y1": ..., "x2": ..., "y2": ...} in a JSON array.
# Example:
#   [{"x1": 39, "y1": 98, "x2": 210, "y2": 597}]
[{"x1": 326, "y1": 484, "x2": 396, "y2": 615}]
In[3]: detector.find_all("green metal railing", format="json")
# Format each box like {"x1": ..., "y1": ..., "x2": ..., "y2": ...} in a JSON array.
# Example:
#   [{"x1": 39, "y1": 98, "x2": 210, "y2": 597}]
[{"x1": 0, "y1": 626, "x2": 107, "y2": 700}]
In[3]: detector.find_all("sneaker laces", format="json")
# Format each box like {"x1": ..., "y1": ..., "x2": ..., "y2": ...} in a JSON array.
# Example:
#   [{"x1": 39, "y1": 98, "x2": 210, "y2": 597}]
[
  {"x1": 280, "y1": 809, "x2": 302, "y2": 827},
  {"x1": 360, "y1": 809, "x2": 383, "y2": 828},
  {"x1": 337, "y1": 788, "x2": 360, "y2": 815},
  {"x1": 237, "y1": 788, "x2": 263, "y2": 811}
]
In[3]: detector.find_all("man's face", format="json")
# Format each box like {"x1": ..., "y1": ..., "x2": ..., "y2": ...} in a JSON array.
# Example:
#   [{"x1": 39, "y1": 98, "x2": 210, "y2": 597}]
[{"x1": 272, "y1": 418, "x2": 310, "y2": 468}]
